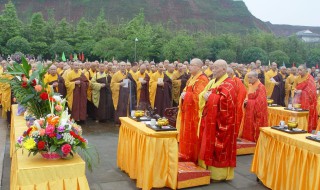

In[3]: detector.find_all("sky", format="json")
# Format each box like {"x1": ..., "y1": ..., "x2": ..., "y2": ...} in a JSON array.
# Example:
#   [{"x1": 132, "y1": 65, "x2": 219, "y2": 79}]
[{"x1": 242, "y1": 0, "x2": 319, "y2": 26}]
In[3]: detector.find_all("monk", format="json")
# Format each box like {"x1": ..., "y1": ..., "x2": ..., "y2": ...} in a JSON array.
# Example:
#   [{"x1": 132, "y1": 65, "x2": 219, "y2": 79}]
[
  {"x1": 227, "y1": 67, "x2": 247, "y2": 135},
  {"x1": 198, "y1": 59, "x2": 237, "y2": 180},
  {"x1": 241, "y1": 71, "x2": 268, "y2": 142},
  {"x1": 285, "y1": 67, "x2": 298, "y2": 106},
  {"x1": 177, "y1": 58, "x2": 209, "y2": 163},
  {"x1": 86, "y1": 62, "x2": 98, "y2": 119},
  {"x1": 172, "y1": 63, "x2": 190, "y2": 106},
  {"x1": 91, "y1": 64, "x2": 112, "y2": 122},
  {"x1": 65, "y1": 62, "x2": 89, "y2": 122},
  {"x1": 204, "y1": 61, "x2": 214, "y2": 80},
  {"x1": 136, "y1": 64, "x2": 150, "y2": 110},
  {"x1": 44, "y1": 65, "x2": 59, "y2": 93},
  {"x1": 292, "y1": 65, "x2": 318, "y2": 132},
  {"x1": 165, "y1": 63, "x2": 175, "y2": 79},
  {"x1": 149, "y1": 63, "x2": 172, "y2": 117},
  {"x1": 127, "y1": 62, "x2": 138, "y2": 111},
  {"x1": 111, "y1": 62, "x2": 130, "y2": 124},
  {"x1": 265, "y1": 62, "x2": 285, "y2": 106},
  {"x1": 0, "y1": 62, "x2": 13, "y2": 123},
  {"x1": 57, "y1": 64, "x2": 70, "y2": 98}
]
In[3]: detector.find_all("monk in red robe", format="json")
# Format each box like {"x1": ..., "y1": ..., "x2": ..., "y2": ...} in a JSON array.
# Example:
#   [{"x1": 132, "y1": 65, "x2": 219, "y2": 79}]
[
  {"x1": 292, "y1": 65, "x2": 318, "y2": 132},
  {"x1": 177, "y1": 58, "x2": 209, "y2": 163},
  {"x1": 198, "y1": 59, "x2": 237, "y2": 180},
  {"x1": 65, "y1": 62, "x2": 89, "y2": 122},
  {"x1": 227, "y1": 67, "x2": 247, "y2": 135},
  {"x1": 241, "y1": 71, "x2": 268, "y2": 142}
]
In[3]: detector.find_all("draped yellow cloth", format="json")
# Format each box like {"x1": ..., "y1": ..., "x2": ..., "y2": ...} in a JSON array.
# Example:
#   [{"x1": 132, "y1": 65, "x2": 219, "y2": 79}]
[
  {"x1": 65, "y1": 70, "x2": 83, "y2": 110},
  {"x1": 267, "y1": 107, "x2": 309, "y2": 131},
  {"x1": 204, "y1": 68, "x2": 212, "y2": 78},
  {"x1": 0, "y1": 73, "x2": 13, "y2": 118},
  {"x1": 265, "y1": 70, "x2": 277, "y2": 97},
  {"x1": 10, "y1": 105, "x2": 90, "y2": 190},
  {"x1": 117, "y1": 117, "x2": 178, "y2": 190},
  {"x1": 44, "y1": 74, "x2": 58, "y2": 93},
  {"x1": 91, "y1": 72, "x2": 108, "y2": 107},
  {"x1": 110, "y1": 70, "x2": 127, "y2": 110},
  {"x1": 251, "y1": 127, "x2": 320, "y2": 190}
]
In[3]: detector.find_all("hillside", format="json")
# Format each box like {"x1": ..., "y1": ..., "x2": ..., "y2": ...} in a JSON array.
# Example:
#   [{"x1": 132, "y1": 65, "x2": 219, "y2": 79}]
[
  {"x1": 266, "y1": 22, "x2": 320, "y2": 36},
  {"x1": 0, "y1": 0, "x2": 271, "y2": 34}
]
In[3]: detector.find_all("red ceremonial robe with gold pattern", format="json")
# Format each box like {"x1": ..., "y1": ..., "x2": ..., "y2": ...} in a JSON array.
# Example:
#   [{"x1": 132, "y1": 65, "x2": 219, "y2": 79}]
[
  {"x1": 295, "y1": 74, "x2": 318, "y2": 132},
  {"x1": 242, "y1": 80, "x2": 268, "y2": 142},
  {"x1": 198, "y1": 77, "x2": 237, "y2": 168},
  {"x1": 179, "y1": 73, "x2": 209, "y2": 163},
  {"x1": 232, "y1": 76, "x2": 247, "y2": 134}
]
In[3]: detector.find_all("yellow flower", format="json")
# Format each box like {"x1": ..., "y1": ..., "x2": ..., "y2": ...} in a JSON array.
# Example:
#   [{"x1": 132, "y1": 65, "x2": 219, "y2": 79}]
[{"x1": 23, "y1": 138, "x2": 36, "y2": 150}]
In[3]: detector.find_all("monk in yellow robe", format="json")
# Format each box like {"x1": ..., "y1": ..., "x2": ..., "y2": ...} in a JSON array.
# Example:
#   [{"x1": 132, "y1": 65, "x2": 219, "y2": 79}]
[
  {"x1": 177, "y1": 58, "x2": 209, "y2": 163},
  {"x1": 86, "y1": 62, "x2": 98, "y2": 119},
  {"x1": 136, "y1": 64, "x2": 150, "y2": 110},
  {"x1": 204, "y1": 61, "x2": 213, "y2": 80},
  {"x1": 165, "y1": 63, "x2": 175, "y2": 79},
  {"x1": 44, "y1": 65, "x2": 59, "y2": 93},
  {"x1": 0, "y1": 63, "x2": 13, "y2": 123},
  {"x1": 265, "y1": 62, "x2": 285, "y2": 106},
  {"x1": 111, "y1": 62, "x2": 130, "y2": 124},
  {"x1": 285, "y1": 67, "x2": 298, "y2": 106},
  {"x1": 149, "y1": 63, "x2": 172, "y2": 117},
  {"x1": 127, "y1": 62, "x2": 139, "y2": 110},
  {"x1": 172, "y1": 63, "x2": 190, "y2": 106},
  {"x1": 65, "y1": 62, "x2": 89, "y2": 122},
  {"x1": 57, "y1": 62, "x2": 64, "y2": 75},
  {"x1": 91, "y1": 64, "x2": 113, "y2": 122}
]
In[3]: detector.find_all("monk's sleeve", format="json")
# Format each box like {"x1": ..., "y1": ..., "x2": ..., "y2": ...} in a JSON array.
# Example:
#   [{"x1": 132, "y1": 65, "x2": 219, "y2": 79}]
[
  {"x1": 149, "y1": 74, "x2": 158, "y2": 108},
  {"x1": 91, "y1": 75, "x2": 102, "y2": 108},
  {"x1": 110, "y1": 73, "x2": 121, "y2": 110}
]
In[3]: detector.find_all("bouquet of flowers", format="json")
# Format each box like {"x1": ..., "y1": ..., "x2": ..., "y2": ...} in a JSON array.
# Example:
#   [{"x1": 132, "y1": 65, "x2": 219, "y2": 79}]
[{"x1": 2, "y1": 57, "x2": 98, "y2": 171}]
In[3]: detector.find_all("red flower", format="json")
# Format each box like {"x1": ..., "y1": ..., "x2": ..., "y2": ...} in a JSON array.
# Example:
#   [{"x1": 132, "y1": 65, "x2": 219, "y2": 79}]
[
  {"x1": 61, "y1": 144, "x2": 72, "y2": 155},
  {"x1": 21, "y1": 81, "x2": 28, "y2": 88},
  {"x1": 79, "y1": 137, "x2": 86, "y2": 143},
  {"x1": 49, "y1": 97, "x2": 55, "y2": 102},
  {"x1": 21, "y1": 74, "x2": 25, "y2": 78},
  {"x1": 39, "y1": 92, "x2": 49, "y2": 100},
  {"x1": 26, "y1": 128, "x2": 32, "y2": 135},
  {"x1": 37, "y1": 141, "x2": 45, "y2": 150},
  {"x1": 31, "y1": 79, "x2": 37, "y2": 86},
  {"x1": 48, "y1": 133, "x2": 56, "y2": 138},
  {"x1": 70, "y1": 131, "x2": 79, "y2": 139}
]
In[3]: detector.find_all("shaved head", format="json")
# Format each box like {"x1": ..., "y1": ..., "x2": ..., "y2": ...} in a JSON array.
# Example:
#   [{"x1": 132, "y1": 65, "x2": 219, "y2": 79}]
[
  {"x1": 248, "y1": 71, "x2": 258, "y2": 84},
  {"x1": 212, "y1": 59, "x2": 227, "y2": 79},
  {"x1": 226, "y1": 67, "x2": 234, "y2": 77},
  {"x1": 189, "y1": 58, "x2": 203, "y2": 75}
]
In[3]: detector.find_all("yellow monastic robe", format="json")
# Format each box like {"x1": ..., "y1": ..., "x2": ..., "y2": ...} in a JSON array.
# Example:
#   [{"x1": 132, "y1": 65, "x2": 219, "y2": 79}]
[
  {"x1": 265, "y1": 70, "x2": 278, "y2": 97},
  {"x1": 149, "y1": 71, "x2": 164, "y2": 108},
  {"x1": 172, "y1": 71, "x2": 184, "y2": 104},
  {"x1": 91, "y1": 72, "x2": 108, "y2": 108},
  {"x1": 82, "y1": 69, "x2": 92, "y2": 101},
  {"x1": 136, "y1": 71, "x2": 147, "y2": 105},
  {"x1": 62, "y1": 69, "x2": 71, "y2": 80},
  {"x1": 57, "y1": 68, "x2": 63, "y2": 75},
  {"x1": 65, "y1": 70, "x2": 83, "y2": 110},
  {"x1": 204, "y1": 68, "x2": 213, "y2": 78},
  {"x1": 0, "y1": 74, "x2": 13, "y2": 118},
  {"x1": 165, "y1": 71, "x2": 174, "y2": 79},
  {"x1": 0, "y1": 66, "x2": 3, "y2": 74},
  {"x1": 44, "y1": 74, "x2": 58, "y2": 93},
  {"x1": 110, "y1": 70, "x2": 127, "y2": 110},
  {"x1": 285, "y1": 74, "x2": 298, "y2": 106}
]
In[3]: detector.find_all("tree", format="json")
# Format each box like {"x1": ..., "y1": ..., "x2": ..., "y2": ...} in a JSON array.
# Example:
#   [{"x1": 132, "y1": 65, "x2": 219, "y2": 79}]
[
  {"x1": 44, "y1": 9, "x2": 57, "y2": 45},
  {"x1": 49, "y1": 40, "x2": 73, "y2": 58},
  {"x1": 242, "y1": 47, "x2": 268, "y2": 64},
  {"x1": 6, "y1": 36, "x2": 31, "y2": 54},
  {"x1": 217, "y1": 49, "x2": 237, "y2": 63},
  {"x1": 307, "y1": 49, "x2": 320, "y2": 67},
  {"x1": 269, "y1": 50, "x2": 289, "y2": 66},
  {"x1": 92, "y1": 38, "x2": 125, "y2": 60},
  {"x1": 162, "y1": 34, "x2": 195, "y2": 61},
  {"x1": 30, "y1": 42, "x2": 48, "y2": 57},
  {"x1": 54, "y1": 18, "x2": 74, "y2": 45},
  {"x1": 0, "y1": 1, "x2": 21, "y2": 46},
  {"x1": 29, "y1": 12, "x2": 46, "y2": 42},
  {"x1": 93, "y1": 9, "x2": 109, "y2": 41}
]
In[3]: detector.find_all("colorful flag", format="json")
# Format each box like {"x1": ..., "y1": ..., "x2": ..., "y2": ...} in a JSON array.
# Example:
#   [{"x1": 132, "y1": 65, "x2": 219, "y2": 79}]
[
  {"x1": 81, "y1": 52, "x2": 84, "y2": 62},
  {"x1": 268, "y1": 60, "x2": 270, "y2": 66},
  {"x1": 61, "y1": 52, "x2": 66, "y2": 62},
  {"x1": 73, "y1": 53, "x2": 78, "y2": 61},
  {"x1": 292, "y1": 63, "x2": 295, "y2": 67},
  {"x1": 282, "y1": 62, "x2": 285, "y2": 67},
  {"x1": 70, "y1": 54, "x2": 73, "y2": 61},
  {"x1": 316, "y1": 64, "x2": 319, "y2": 69}
]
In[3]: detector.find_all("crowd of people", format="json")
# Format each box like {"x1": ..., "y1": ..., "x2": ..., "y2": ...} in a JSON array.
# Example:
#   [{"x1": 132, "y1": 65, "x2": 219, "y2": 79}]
[{"x1": 0, "y1": 57, "x2": 319, "y2": 181}]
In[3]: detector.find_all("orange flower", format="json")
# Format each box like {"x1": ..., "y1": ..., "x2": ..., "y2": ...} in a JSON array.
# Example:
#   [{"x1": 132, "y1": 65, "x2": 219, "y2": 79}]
[
  {"x1": 34, "y1": 85, "x2": 42, "y2": 92},
  {"x1": 47, "y1": 116, "x2": 60, "y2": 126}
]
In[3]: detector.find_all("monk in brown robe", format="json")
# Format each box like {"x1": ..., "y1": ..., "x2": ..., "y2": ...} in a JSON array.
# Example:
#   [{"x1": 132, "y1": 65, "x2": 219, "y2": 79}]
[
  {"x1": 111, "y1": 62, "x2": 130, "y2": 124},
  {"x1": 149, "y1": 63, "x2": 172, "y2": 117},
  {"x1": 127, "y1": 62, "x2": 138, "y2": 111},
  {"x1": 91, "y1": 64, "x2": 112, "y2": 122},
  {"x1": 58, "y1": 65, "x2": 70, "y2": 98},
  {"x1": 136, "y1": 64, "x2": 150, "y2": 110},
  {"x1": 172, "y1": 63, "x2": 190, "y2": 106},
  {"x1": 265, "y1": 62, "x2": 285, "y2": 106},
  {"x1": 65, "y1": 62, "x2": 89, "y2": 122},
  {"x1": 241, "y1": 71, "x2": 268, "y2": 142}
]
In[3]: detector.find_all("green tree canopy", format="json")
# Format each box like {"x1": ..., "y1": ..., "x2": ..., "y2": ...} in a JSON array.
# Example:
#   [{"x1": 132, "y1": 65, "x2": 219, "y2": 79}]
[
  {"x1": 307, "y1": 49, "x2": 320, "y2": 67},
  {"x1": 217, "y1": 49, "x2": 237, "y2": 63},
  {"x1": 6, "y1": 36, "x2": 31, "y2": 54},
  {"x1": 29, "y1": 12, "x2": 46, "y2": 42},
  {"x1": 162, "y1": 34, "x2": 195, "y2": 61},
  {"x1": 269, "y1": 50, "x2": 289, "y2": 66},
  {"x1": 92, "y1": 38, "x2": 125, "y2": 60},
  {"x1": 242, "y1": 47, "x2": 268, "y2": 64},
  {"x1": 49, "y1": 40, "x2": 73, "y2": 57}
]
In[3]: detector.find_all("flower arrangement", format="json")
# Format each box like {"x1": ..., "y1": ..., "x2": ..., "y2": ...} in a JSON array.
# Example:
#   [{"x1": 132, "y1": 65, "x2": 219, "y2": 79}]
[{"x1": 2, "y1": 57, "x2": 98, "y2": 171}]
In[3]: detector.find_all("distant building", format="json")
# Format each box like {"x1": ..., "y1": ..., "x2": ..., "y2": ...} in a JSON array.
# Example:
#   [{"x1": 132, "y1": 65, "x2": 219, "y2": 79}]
[{"x1": 296, "y1": 30, "x2": 320, "y2": 43}]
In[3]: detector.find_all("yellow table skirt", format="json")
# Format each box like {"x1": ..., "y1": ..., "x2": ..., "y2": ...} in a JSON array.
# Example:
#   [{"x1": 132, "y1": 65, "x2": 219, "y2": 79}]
[
  {"x1": 117, "y1": 117, "x2": 178, "y2": 190},
  {"x1": 251, "y1": 127, "x2": 320, "y2": 190},
  {"x1": 10, "y1": 105, "x2": 90, "y2": 190},
  {"x1": 268, "y1": 107, "x2": 309, "y2": 131}
]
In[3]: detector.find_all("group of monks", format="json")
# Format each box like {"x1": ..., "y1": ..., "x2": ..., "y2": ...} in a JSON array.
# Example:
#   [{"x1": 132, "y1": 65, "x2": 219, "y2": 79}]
[{"x1": 0, "y1": 57, "x2": 319, "y2": 181}]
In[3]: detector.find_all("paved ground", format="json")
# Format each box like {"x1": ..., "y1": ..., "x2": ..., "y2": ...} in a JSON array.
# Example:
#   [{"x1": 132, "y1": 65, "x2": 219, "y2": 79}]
[{"x1": 0, "y1": 112, "x2": 269, "y2": 190}]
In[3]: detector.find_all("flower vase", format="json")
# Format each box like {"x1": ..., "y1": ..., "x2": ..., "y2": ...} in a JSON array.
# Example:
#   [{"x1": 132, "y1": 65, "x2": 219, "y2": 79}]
[{"x1": 40, "y1": 152, "x2": 62, "y2": 160}]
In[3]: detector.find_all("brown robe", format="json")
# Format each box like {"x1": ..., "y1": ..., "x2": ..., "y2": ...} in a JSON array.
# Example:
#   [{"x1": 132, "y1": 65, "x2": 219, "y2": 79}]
[
  {"x1": 71, "y1": 74, "x2": 89, "y2": 121},
  {"x1": 154, "y1": 74, "x2": 172, "y2": 117},
  {"x1": 138, "y1": 73, "x2": 150, "y2": 110},
  {"x1": 58, "y1": 74, "x2": 67, "y2": 98},
  {"x1": 106, "y1": 75, "x2": 114, "y2": 121},
  {"x1": 95, "y1": 77, "x2": 112, "y2": 121},
  {"x1": 271, "y1": 73, "x2": 285, "y2": 106}
]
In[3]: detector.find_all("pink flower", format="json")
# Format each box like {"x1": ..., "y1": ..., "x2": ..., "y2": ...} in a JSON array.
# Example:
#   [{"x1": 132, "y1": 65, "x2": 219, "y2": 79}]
[
  {"x1": 38, "y1": 119, "x2": 44, "y2": 126},
  {"x1": 34, "y1": 85, "x2": 42, "y2": 92},
  {"x1": 45, "y1": 125, "x2": 55, "y2": 135},
  {"x1": 22, "y1": 77, "x2": 28, "y2": 82},
  {"x1": 39, "y1": 129, "x2": 45, "y2": 136},
  {"x1": 55, "y1": 105, "x2": 62, "y2": 112},
  {"x1": 61, "y1": 144, "x2": 71, "y2": 155}
]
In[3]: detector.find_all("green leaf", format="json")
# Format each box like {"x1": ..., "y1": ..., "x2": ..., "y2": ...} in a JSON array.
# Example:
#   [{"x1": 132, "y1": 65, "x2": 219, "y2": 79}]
[
  {"x1": 49, "y1": 145, "x2": 57, "y2": 152},
  {"x1": 21, "y1": 57, "x2": 31, "y2": 77}
]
